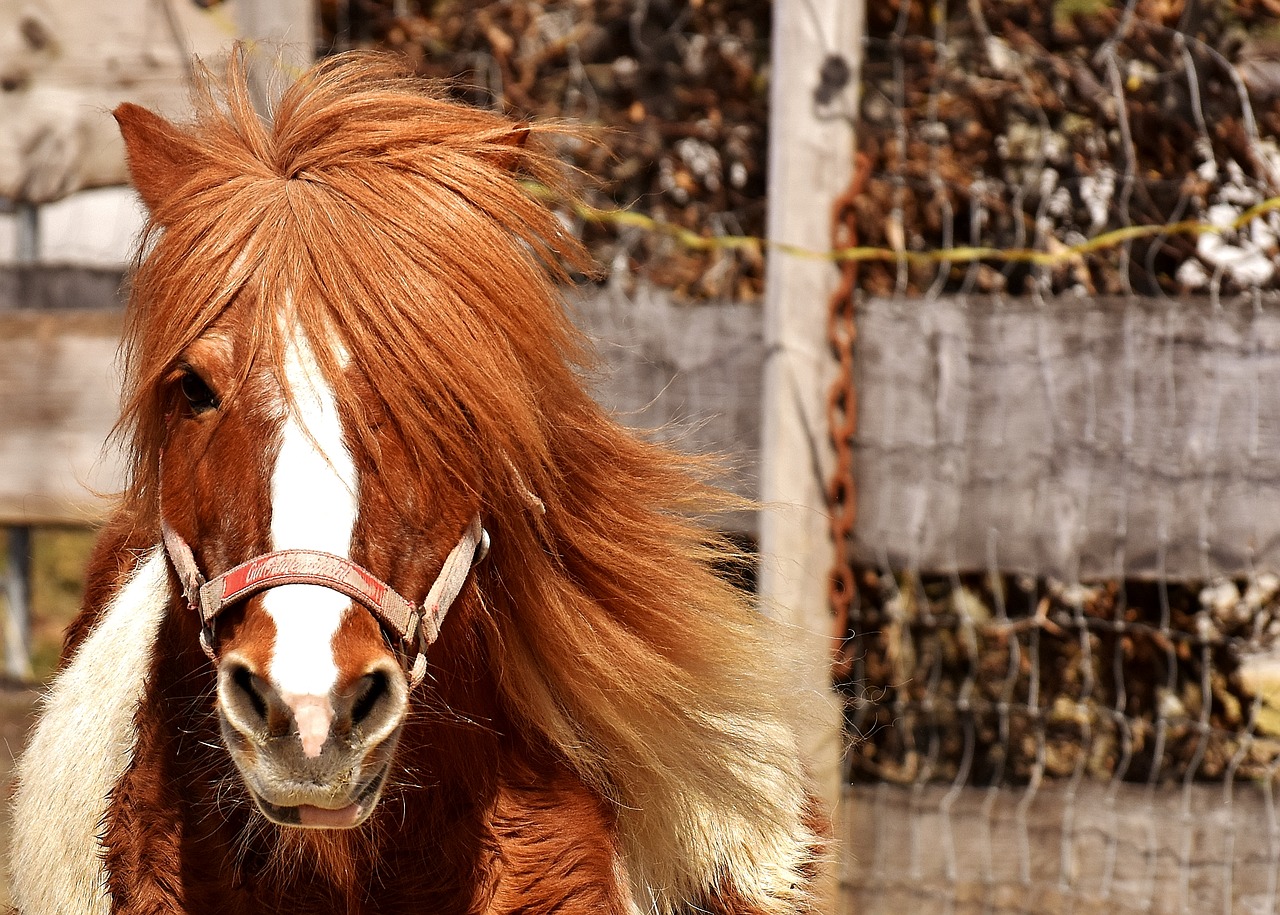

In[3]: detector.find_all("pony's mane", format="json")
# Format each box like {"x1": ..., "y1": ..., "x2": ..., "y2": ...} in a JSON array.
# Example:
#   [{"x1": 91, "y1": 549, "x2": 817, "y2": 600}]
[{"x1": 118, "y1": 52, "x2": 820, "y2": 913}]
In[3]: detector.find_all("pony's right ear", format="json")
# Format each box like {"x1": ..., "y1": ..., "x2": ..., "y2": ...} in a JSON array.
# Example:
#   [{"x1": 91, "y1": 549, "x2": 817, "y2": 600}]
[{"x1": 113, "y1": 103, "x2": 203, "y2": 218}]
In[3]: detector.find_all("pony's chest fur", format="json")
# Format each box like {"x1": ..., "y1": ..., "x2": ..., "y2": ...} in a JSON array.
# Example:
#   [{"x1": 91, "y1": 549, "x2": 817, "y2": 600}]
[{"x1": 106, "y1": 751, "x2": 625, "y2": 914}]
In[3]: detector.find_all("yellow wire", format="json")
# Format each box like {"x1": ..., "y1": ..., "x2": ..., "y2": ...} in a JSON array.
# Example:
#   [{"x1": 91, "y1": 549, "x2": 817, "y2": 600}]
[{"x1": 531, "y1": 182, "x2": 1280, "y2": 269}]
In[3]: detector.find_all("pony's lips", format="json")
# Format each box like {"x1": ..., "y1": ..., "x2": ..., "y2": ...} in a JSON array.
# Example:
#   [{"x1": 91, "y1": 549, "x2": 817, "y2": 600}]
[{"x1": 250, "y1": 764, "x2": 389, "y2": 829}]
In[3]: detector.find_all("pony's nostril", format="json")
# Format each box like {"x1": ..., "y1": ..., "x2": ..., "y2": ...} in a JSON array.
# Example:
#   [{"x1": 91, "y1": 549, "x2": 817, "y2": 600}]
[
  {"x1": 228, "y1": 662, "x2": 269, "y2": 727},
  {"x1": 351, "y1": 670, "x2": 389, "y2": 728}
]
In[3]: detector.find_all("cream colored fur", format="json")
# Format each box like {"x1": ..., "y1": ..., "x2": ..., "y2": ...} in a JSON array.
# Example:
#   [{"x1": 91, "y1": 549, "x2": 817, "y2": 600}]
[
  {"x1": 616, "y1": 715, "x2": 820, "y2": 915},
  {"x1": 9, "y1": 549, "x2": 169, "y2": 915},
  {"x1": 507, "y1": 631, "x2": 823, "y2": 914}
]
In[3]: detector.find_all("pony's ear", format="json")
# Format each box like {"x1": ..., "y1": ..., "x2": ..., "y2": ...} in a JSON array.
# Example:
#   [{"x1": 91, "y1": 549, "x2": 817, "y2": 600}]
[{"x1": 113, "y1": 103, "x2": 203, "y2": 218}]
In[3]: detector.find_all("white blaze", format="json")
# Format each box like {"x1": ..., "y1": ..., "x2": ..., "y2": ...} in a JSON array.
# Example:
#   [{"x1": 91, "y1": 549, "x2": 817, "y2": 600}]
[{"x1": 264, "y1": 328, "x2": 358, "y2": 698}]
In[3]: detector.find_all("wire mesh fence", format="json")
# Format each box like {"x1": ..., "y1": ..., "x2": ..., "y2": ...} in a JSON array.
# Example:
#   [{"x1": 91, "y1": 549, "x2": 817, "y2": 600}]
[{"x1": 835, "y1": 2, "x2": 1280, "y2": 913}]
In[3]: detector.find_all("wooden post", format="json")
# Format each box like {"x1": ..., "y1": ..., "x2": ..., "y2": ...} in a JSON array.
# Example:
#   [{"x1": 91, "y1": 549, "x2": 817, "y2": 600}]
[
  {"x1": 4, "y1": 204, "x2": 39, "y2": 681},
  {"x1": 3, "y1": 528, "x2": 33, "y2": 681},
  {"x1": 15, "y1": 204, "x2": 38, "y2": 263},
  {"x1": 758, "y1": 0, "x2": 863, "y2": 909}
]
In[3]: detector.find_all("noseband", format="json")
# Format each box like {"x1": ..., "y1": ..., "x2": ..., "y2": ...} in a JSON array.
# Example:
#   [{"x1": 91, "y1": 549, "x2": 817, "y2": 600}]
[{"x1": 160, "y1": 517, "x2": 489, "y2": 688}]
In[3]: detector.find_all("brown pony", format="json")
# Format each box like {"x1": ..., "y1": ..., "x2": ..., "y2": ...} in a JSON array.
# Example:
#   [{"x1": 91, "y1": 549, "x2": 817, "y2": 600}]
[{"x1": 10, "y1": 52, "x2": 824, "y2": 915}]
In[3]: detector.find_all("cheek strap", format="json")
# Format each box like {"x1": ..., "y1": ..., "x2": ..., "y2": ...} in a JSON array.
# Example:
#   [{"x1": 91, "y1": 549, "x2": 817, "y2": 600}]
[{"x1": 159, "y1": 517, "x2": 489, "y2": 688}]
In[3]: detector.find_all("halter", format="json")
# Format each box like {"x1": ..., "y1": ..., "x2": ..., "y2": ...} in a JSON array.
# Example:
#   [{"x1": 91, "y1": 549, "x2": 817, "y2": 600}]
[{"x1": 160, "y1": 516, "x2": 489, "y2": 688}]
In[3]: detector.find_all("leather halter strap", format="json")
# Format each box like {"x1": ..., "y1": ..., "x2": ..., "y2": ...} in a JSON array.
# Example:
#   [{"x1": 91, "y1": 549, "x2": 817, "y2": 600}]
[{"x1": 160, "y1": 517, "x2": 488, "y2": 687}]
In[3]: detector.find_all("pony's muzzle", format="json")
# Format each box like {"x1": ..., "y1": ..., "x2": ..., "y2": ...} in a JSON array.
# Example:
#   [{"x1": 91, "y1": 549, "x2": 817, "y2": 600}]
[
  {"x1": 219, "y1": 655, "x2": 406, "y2": 751},
  {"x1": 216, "y1": 652, "x2": 408, "y2": 827}
]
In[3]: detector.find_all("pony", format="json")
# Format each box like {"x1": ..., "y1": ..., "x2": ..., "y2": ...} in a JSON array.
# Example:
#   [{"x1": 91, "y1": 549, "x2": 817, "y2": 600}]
[{"x1": 10, "y1": 51, "x2": 825, "y2": 915}]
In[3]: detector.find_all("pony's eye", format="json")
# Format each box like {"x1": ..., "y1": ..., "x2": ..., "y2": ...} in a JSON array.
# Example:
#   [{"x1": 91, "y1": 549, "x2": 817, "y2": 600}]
[{"x1": 179, "y1": 370, "x2": 220, "y2": 414}]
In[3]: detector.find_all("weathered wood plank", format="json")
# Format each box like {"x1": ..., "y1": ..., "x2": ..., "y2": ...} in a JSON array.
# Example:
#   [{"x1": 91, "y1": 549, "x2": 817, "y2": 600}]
[
  {"x1": 853, "y1": 293, "x2": 1280, "y2": 580},
  {"x1": 234, "y1": 0, "x2": 316, "y2": 112},
  {"x1": 25, "y1": 280, "x2": 1280, "y2": 585},
  {"x1": 0, "y1": 0, "x2": 240, "y2": 203},
  {"x1": 0, "y1": 266, "x2": 125, "y2": 312},
  {"x1": 842, "y1": 780, "x2": 1280, "y2": 915},
  {"x1": 0, "y1": 310, "x2": 124, "y2": 526},
  {"x1": 567, "y1": 282, "x2": 762, "y2": 529}
]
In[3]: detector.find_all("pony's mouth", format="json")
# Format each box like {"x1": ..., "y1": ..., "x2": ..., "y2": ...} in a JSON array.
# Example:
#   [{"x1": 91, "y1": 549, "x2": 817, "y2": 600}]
[{"x1": 249, "y1": 764, "x2": 390, "y2": 829}]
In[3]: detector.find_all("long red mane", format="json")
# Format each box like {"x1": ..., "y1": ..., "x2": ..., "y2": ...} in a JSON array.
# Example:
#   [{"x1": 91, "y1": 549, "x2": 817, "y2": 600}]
[{"x1": 47, "y1": 52, "x2": 821, "y2": 913}]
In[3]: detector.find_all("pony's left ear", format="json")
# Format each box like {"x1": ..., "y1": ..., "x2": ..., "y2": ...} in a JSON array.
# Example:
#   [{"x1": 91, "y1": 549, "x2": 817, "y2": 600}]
[{"x1": 114, "y1": 103, "x2": 205, "y2": 219}]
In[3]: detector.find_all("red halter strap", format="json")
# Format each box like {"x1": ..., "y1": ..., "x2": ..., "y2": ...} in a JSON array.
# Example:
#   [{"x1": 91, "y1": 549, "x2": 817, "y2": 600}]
[{"x1": 160, "y1": 517, "x2": 489, "y2": 688}]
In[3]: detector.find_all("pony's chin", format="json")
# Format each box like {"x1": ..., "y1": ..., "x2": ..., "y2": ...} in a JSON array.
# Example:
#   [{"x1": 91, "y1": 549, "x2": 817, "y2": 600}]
[{"x1": 250, "y1": 765, "x2": 389, "y2": 830}]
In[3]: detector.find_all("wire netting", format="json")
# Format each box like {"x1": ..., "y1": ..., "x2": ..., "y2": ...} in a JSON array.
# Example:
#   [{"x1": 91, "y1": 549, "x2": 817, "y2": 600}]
[
  {"x1": 851, "y1": 0, "x2": 1280, "y2": 298},
  {"x1": 836, "y1": 2, "x2": 1280, "y2": 913}
]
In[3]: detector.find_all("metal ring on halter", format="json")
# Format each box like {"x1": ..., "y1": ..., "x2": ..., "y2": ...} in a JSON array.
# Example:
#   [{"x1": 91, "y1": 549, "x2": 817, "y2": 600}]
[{"x1": 198, "y1": 624, "x2": 217, "y2": 661}]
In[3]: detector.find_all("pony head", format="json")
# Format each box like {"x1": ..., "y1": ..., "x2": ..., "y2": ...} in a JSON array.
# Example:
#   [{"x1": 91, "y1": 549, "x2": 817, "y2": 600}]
[{"x1": 112, "y1": 53, "x2": 585, "y2": 829}]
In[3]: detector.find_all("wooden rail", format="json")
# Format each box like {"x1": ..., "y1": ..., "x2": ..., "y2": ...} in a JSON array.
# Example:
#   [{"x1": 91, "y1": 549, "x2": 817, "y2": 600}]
[{"x1": 0, "y1": 308, "x2": 124, "y2": 527}]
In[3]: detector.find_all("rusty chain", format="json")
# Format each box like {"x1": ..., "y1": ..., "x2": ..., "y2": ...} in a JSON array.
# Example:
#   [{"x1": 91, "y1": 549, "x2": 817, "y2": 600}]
[{"x1": 828, "y1": 153, "x2": 870, "y2": 682}]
